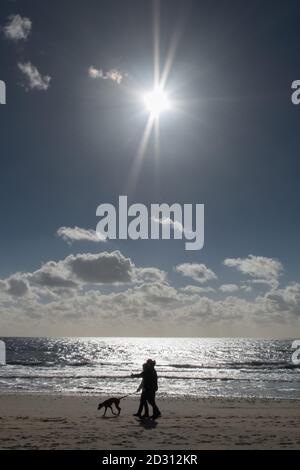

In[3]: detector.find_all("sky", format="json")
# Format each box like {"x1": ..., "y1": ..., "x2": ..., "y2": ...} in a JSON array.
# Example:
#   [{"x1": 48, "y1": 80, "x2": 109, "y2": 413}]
[{"x1": 0, "y1": 0, "x2": 300, "y2": 337}]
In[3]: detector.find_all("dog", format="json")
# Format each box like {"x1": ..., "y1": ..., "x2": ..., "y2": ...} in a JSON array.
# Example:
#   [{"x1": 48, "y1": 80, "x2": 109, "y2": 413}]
[{"x1": 97, "y1": 397, "x2": 123, "y2": 417}]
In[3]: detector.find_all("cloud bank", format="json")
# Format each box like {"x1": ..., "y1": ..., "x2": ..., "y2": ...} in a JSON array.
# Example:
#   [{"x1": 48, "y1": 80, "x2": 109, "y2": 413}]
[
  {"x1": 0, "y1": 250, "x2": 299, "y2": 336},
  {"x1": 175, "y1": 263, "x2": 217, "y2": 284}
]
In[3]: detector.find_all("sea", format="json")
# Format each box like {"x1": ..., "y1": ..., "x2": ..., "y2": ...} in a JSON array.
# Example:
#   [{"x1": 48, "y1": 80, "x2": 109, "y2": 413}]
[{"x1": 0, "y1": 337, "x2": 299, "y2": 399}]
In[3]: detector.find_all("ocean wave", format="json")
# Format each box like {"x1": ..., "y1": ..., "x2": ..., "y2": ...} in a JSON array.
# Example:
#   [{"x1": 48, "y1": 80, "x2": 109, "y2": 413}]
[
  {"x1": 1, "y1": 374, "x2": 299, "y2": 383},
  {"x1": 7, "y1": 361, "x2": 92, "y2": 367},
  {"x1": 168, "y1": 361, "x2": 299, "y2": 370}
]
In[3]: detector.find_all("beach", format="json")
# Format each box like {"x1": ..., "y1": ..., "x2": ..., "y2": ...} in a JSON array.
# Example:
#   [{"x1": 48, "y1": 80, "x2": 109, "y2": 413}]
[
  {"x1": 1, "y1": 394, "x2": 300, "y2": 450},
  {"x1": 1, "y1": 338, "x2": 299, "y2": 449}
]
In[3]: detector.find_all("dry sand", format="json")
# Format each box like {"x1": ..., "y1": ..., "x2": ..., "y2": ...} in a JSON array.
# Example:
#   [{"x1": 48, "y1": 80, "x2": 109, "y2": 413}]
[{"x1": 0, "y1": 394, "x2": 300, "y2": 449}]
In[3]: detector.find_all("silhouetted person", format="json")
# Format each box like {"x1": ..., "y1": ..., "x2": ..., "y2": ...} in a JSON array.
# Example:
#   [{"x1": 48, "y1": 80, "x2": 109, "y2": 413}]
[
  {"x1": 132, "y1": 359, "x2": 161, "y2": 420},
  {"x1": 133, "y1": 363, "x2": 149, "y2": 418}
]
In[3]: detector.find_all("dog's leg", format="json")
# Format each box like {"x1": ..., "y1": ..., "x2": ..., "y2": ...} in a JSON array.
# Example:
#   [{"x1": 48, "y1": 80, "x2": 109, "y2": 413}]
[
  {"x1": 110, "y1": 406, "x2": 117, "y2": 415},
  {"x1": 103, "y1": 407, "x2": 107, "y2": 417},
  {"x1": 112, "y1": 403, "x2": 121, "y2": 415}
]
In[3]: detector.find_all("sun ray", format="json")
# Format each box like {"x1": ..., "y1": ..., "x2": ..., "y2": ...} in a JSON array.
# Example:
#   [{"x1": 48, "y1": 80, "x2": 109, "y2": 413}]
[
  {"x1": 160, "y1": 29, "x2": 180, "y2": 90},
  {"x1": 125, "y1": 0, "x2": 180, "y2": 195},
  {"x1": 126, "y1": 114, "x2": 155, "y2": 194},
  {"x1": 153, "y1": 0, "x2": 160, "y2": 89}
]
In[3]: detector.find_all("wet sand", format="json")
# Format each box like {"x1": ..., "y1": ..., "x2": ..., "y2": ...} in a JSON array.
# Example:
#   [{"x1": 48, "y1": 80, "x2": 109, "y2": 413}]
[{"x1": 0, "y1": 394, "x2": 300, "y2": 449}]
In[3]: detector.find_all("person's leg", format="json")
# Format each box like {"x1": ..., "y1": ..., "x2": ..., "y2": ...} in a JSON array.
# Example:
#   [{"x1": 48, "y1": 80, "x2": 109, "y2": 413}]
[
  {"x1": 141, "y1": 393, "x2": 149, "y2": 417},
  {"x1": 133, "y1": 395, "x2": 143, "y2": 416},
  {"x1": 146, "y1": 391, "x2": 161, "y2": 418},
  {"x1": 152, "y1": 392, "x2": 161, "y2": 417},
  {"x1": 133, "y1": 392, "x2": 147, "y2": 417}
]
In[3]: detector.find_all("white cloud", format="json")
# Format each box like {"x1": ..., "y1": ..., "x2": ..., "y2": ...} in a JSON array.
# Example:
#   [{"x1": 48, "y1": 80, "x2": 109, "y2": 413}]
[
  {"x1": 2, "y1": 278, "x2": 298, "y2": 328},
  {"x1": 264, "y1": 283, "x2": 300, "y2": 314},
  {"x1": 219, "y1": 284, "x2": 239, "y2": 293},
  {"x1": 57, "y1": 226, "x2": 106, "y2": 244},
  {"x1": 105, "y1": 69, "x2": 123, "y2": 84},
  {"x1": 135, "y1": 282, "x2": 179, "y2": 305},
  {"x1": 1, "y1": 250, "x2": 299, "y2": 336},
  {"x1": 135, "y1": 267, "x2": 167, "y2": 283},
  {"x1": 28, "y1": 261, "x2": 77, "y2": 290},
  {"x1": 241, "y1": 284, "x2": 252, "y2": 293},
  {"x1": 151, "y1": 216, "x2": 197, "y2": 239},
  {"x1": 4, "y1": 252, "x2": 166, "y2": 294},
  {"x1": 2, "y1": 14, "x2": 32, "y2": 41},
  {"x1": 65, "y1": 250, "x2": 134, "y2": 284},
  {"x1": 224, "y1": 255, "x2": 283, "y2": 281},
  {"x1": 18, "y1": 62, "x2": 51, "y2": 91},
  {"x1": 180, "y1": 285, "x2": 215, "y2": 295},
  {"x1": 0, "y1": 275, "x2": 31, "y2": 298},
  {"x1": 175, "y1": 263, "x2": 217, "y2": 284},
  {"x1": 88, "y1": 66, "x2": 123, "y2": 84},
  {"x1": 25, "y1": 251, "x2": 135, "y2": 287},
  {"x1": 6, "y1": 275, "x2": 29, "y2": 297},
  {"x1": 88, "y1": 66, "x2": 103, "y2": 79}
]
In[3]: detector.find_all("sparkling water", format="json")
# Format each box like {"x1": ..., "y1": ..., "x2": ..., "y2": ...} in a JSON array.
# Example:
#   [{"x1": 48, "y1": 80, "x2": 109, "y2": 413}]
[{"x1": 0, "y1": 337, "x2": 299, "y2": 399}]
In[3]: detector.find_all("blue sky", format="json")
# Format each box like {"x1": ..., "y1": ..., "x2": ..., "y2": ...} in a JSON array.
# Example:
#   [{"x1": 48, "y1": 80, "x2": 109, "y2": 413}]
[{"x1": 0, "y1": 0, "x2": 300, "y2": 336}]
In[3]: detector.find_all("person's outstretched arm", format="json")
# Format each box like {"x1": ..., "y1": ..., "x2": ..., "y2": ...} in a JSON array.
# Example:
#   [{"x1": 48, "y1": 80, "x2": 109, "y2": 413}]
[{"x1": 131, "y1": 372, "x2": 143, "y2": 378}]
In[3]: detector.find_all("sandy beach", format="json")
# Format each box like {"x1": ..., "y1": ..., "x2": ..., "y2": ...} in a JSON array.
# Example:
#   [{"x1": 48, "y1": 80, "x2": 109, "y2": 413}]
[{"x1": 0, "y1": 394, "x2": 300, "y2": 450}]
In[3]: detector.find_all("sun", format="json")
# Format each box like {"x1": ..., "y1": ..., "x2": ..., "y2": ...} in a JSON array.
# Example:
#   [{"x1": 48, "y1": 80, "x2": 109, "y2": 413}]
[{"x1": 143, "y1": 86, "x2": 171, "y2": 117}]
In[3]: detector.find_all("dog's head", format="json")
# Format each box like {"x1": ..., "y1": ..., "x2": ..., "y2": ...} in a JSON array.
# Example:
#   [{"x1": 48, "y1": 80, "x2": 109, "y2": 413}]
[{"x1": 97, "y1": 402, "x2": 104, "y2": 410}]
